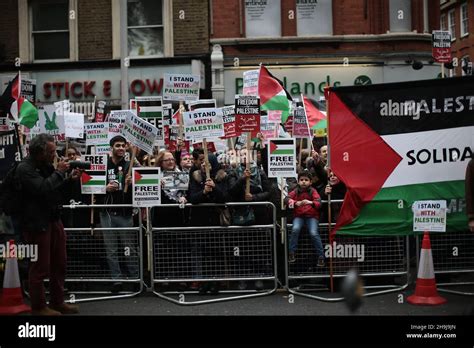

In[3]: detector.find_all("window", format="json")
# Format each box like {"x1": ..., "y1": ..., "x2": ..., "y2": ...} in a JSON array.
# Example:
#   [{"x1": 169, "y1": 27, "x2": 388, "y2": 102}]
[
  {"x1": 448, "y1": 9, "x2": 456, "y2": 40},
  {"x1": 296, "y1": 0, "x2": 333, "y2": 36},
  {"x1": 245, "y1": 0, "x2": 281, "y2": 38},
  {"x1": 461, "y1": 2, "x2": 469, "y2": 37},
  {"x1": 31, "y1": 0, "x2": 69, "y2": 60},
  {"x1": 128, "y1": 0, "x2": 164, "y2": 57},
  {"x1": 18, "y1": 0, "x2": 77, "y2": 62},
  {"x1": 440, "y1": 14, "x2": 447, "y2": 31},
  {"x1": 389, "y1": 0, "x2": 412, "y2": 32}
]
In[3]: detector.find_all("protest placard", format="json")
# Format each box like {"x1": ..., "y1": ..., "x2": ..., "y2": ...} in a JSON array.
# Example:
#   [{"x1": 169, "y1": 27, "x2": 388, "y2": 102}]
[
  {"x1": 136, "y1": 96, "x2": 163, "y2": 143},
  {"x1": 267, "y1": 138, "x2": 296, "y2": 178},
  {"x1": 293, "y1": 107, "x2": 311, "y2": 138},
  {"x1": 183, "y1": 108, "x2": 224, "y2": 142},
  {"x1": 122, "y1": 111, "x2": 159, "y2": 154},
  {"x1": 108, "y1": 110, "x2": 130, "y2": 140},
  {"x1": 260, "y1": 115, "x2": 278, "y2": 142},
  {"x1": 161, "y1": 171, "x2": 189, "y2": 191},
  {"x1": 0, "y1": 130, "x2": 20, "y2": 183},
  {"x1": 133, "y1": 168, "x2": 161, "y2": 207},
  {"x1": 64, "y1": 112, "x2": 84, "y2": 139},
  {"x1": 80, "y1": 155, "x2": 107, "y2": 194},
  {"x1": 85, "y1": 122, "x2": 109, "y2": 146},
  {"x1": 267, "y1": 110, "x2": 282, "y2": 123},
  {"x1": 188, "y1": 99, "x2": 216, "y2": 111},
  {"x1": 235, "y1": 95, "x2": 260, "y2": 133},
  {"x1": 163, "y1": 73, "x2": 200, "y2": 102},
  {"x1": 243, "y1": 69, "x2": 259, "y2": 96},
  {"x1": 221, "y1": 105, "x2": 240, "y2": 139},
  {"x1": 413, "y1": 200, "x2": 447, "y2": 232},
  {"x1": 37, "y1": 105, "x2": 66, "y2": 142}
]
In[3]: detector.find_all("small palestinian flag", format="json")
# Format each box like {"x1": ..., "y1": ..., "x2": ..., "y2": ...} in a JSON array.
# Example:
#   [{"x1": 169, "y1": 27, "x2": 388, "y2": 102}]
[
  {"x1": 269, "y1": 139, "x2": 295, "y2": 156},
  {"x1": 134, "y1": 168, "x2": 160, "y2": 185}
]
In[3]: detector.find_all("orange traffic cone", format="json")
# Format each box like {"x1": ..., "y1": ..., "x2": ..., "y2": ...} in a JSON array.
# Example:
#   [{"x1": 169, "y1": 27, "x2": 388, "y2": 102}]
[
  {"x1": 407, "y1": 232, "x2": 447, "y2": 306},
  {"x1": 0, "y1": 240, "x2": 31, "y2": 315}
]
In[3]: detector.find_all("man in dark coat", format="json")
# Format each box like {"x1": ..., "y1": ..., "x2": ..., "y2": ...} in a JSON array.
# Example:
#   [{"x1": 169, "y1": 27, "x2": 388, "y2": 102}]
[{"x1": 16, "y1": 133, "x2": 80, "y2": 315}]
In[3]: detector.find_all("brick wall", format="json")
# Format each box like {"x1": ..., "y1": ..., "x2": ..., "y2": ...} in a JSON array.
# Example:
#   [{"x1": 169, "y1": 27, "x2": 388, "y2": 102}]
[
  {"x1": 78, "y1": 0, "x2": 112, "y2": 60},
  {"x1": 0, "y1": 0, "x2": 19, "y2": 64},
  {"x1": 173, "y1": 0, "x2": 210, "y2": 55}
]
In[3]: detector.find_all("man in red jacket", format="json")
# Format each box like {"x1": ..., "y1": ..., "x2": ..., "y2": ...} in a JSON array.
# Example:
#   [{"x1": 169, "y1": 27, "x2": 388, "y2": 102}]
[{"x1": 286, "y1": 170, "x2": 325, "y2": 266}]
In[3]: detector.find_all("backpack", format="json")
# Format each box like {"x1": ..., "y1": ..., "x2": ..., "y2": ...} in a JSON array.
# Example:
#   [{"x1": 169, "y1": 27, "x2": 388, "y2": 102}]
[{"x1": 0, "y1": 162, "x2": 22, "y2": 216}]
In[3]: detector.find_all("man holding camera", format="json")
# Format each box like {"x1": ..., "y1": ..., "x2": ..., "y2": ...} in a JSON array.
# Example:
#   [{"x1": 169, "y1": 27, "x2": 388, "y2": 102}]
[
  {"x1": 96, "y1": 135, "x2": 139, "y2": 292},
  {"x1": 16, "y1": 134, "x2": 81, "y2": 315}
]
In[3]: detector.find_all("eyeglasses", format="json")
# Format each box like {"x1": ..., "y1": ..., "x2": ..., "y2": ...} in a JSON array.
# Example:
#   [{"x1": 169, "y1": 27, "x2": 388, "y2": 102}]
[
  {"x1": 163, "y1": 158, "x2": 176, "y2": 162},
  {"x1": 181, "y1": 157, "x2": 191, "y2": 161}
]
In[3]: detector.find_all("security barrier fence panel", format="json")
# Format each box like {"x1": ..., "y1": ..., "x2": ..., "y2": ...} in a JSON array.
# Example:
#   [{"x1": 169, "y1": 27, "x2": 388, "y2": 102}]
[
  {"x1": 56, "y1": 204, "x2": 143, "y2": 303},
  {"x1": 284, "y1": 200, "x2": 410, "y2": 301},
  {"x1": 417, "y1": 230, "x2": 474, "y2": 296},
  {"x1": 151, "y1": 202, "x2": 278, "y2": 305}
]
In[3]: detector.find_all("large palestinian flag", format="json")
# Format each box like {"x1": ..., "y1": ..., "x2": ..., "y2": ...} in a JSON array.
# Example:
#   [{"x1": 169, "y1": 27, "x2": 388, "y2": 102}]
[{"x1": 328, "y1": 76, "x2": 474, "y2": 236}]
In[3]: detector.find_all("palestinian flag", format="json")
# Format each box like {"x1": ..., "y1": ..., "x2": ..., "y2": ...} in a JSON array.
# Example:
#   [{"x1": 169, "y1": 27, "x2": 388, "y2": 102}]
[
  {"x1": 303, "y1": 96, "x2": 327, "y2": 137},
  {"x1": 136, "y1": 97, "x2": 162, "y2": 118},
  {"x1": 328, "y1": 76, "x2": 474, "y2": 237},
  {"x1": 0, "y1": 73, "x2": 38, "y2": 128},
  {"x1": 81, "y1": 171, "x2": 106, "y2": 186},
  {"x1": 269, "y1": 139, "x2": 294, "y2": 156},
  {"x1": 134, "y1": 168, "x2": 160, "y2": 185},
  {"x1": 258, "y1": 65, "x2": 292, "y2": 123}
]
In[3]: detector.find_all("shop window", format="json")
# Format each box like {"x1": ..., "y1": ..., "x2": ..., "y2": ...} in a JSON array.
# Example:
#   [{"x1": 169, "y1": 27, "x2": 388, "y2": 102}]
[
  {"x1": 460, "y1": 2, "x2": 469, "y2": 37},
  {"x1": 389, "y1": 0, "x2": 412, "y2": 32},
  {"x1": 245, "y1": 0, "x2": 281, "y2": 38},
  {"x1": 128, "y1": 0, "x2": 164, "y2": 57},
  {"x1": 296, "y1": 0, "x2": 333, "y2": 36}
]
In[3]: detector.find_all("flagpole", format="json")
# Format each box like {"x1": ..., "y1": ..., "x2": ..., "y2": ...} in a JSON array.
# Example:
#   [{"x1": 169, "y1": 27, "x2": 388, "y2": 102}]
[
  {"x1": 324, "y1": 85, "x2": 334, "y2": 294},
  {"x1": 202, "y1": 138, "x2": 211, "y2": 180},
  {"x1": 245, "y1": 132, "x2": 251, "y2": 195}
]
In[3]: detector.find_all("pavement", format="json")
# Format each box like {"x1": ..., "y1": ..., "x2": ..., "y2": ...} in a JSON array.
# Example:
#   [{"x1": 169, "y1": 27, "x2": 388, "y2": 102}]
[{"x1": 70, "y1": 286, "x2": 472, "y2": 316}]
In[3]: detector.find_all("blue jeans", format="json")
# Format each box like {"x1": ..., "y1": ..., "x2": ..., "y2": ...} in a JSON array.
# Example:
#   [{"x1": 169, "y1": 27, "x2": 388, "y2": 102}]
[
  {"x1": 100, "y1": 212, "x2": 139, "y2": 280},
  {"x1": 289, "y1": 217, "x2": 324, "y2": 258}
]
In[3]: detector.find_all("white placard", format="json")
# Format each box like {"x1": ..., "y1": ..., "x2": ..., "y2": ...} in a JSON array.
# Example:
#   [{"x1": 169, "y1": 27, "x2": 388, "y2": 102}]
[
  {"x1": 183, "y1": 108, "x2": 225, "y2": 142},
  {"x1": 85, "y1": 122, "x2": 109, "y2": 146},
  {"x1": 413, "y1": 200, "x2": 447, "y2": 232},
  {"x1": 163, "y1": 73, "x2": 200, "y2": 102},
  {"x1": 64, "y1": 112, "x2": 84, "y2": 138},
  {"x1": 122, "y1": 111, "x2": 159, "y2": 154},
  {"x1": 133, "y1": 167, "x2": 161, "y2": 207},
  {"x1": 267, "y1": 138, "x2": 297, "y2": 178}
]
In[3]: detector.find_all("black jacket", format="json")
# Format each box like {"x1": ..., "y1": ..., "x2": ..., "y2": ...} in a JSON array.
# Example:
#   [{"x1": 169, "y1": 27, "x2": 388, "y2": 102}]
[
  {"x1": 227, "y1": 164, "x2": 271, "y2": 202},
  {"x1": 95, "y1": 156, "x2": 133, "y2": 216},
  {"x1": 16, "y1": 158, "x2": 70, "y2": 232}
]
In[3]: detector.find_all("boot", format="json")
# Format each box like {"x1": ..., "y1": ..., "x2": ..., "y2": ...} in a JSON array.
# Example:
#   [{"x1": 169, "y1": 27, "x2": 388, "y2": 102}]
[
  {"x1": 49, "y1": 303, "x2": 79, "y2": 314},
  {"x1": 32, "y1": 307, "x2": 61, "y2": 316}
]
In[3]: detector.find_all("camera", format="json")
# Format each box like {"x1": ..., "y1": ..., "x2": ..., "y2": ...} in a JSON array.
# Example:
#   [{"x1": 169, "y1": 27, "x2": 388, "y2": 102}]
[{"x1": 69, "y1": 161, "x2": 91, "y2": 170}]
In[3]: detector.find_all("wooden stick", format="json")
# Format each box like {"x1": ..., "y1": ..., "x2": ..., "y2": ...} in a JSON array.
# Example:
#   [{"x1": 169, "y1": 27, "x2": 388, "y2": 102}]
[
  {"x1": 202, "y1": 138, "x2": 211, "y2": 180},
  {"x1": 298, "y1": 138, "x2": 303, "y2": 170},
  {"x1": 441, "y1": 63, "x2": 445, "y2": 78},
  {"x1": 123, "y1": 146, "x2": 135, "y2": 193},
  {"x1": 325, "y1": 85, "x2": 334, "y2": 293},
  {"x1": 178, "y1": 101, "x2": 185, "y2": 141},
  {"x1": 245, "y1": 132, "x2": 251, "y2": 195}
]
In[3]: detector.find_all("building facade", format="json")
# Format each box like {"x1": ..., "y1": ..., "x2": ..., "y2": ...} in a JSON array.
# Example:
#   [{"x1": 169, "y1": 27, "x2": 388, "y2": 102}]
[
  {"x1": 210, "y1": 0, "x2": 442, "y2": 106},
  {"x1": 440, "y1": 0, "x2": 473, "y2": 76},
  {"x1": 0, "y1": 0, "x2": 211, "y2": 118}
]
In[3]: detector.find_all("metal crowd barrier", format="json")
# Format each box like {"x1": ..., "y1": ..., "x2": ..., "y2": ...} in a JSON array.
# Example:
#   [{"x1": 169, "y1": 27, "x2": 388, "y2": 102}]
[
  {"x1": 417, "y1": 230, "x2": 474, "y2": 296},
  {"x1": 150, "y1": 202, "x2": 278, "y2": 305},
  {"x1": 59, "y1": 204, "x2": 143, "y2": 303},
  {"x1": 284, "y1": 200, "x2": 410, "y2": 302}
]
